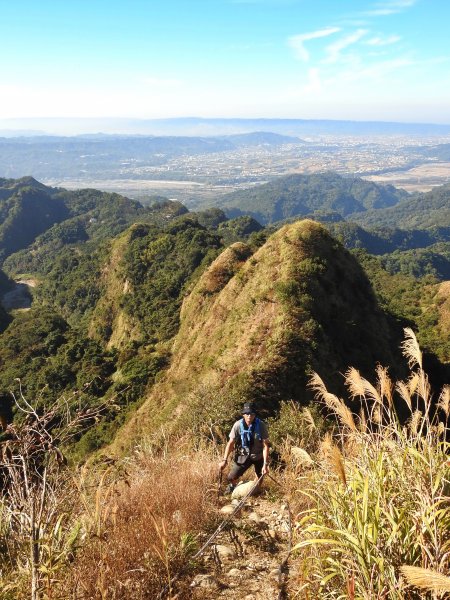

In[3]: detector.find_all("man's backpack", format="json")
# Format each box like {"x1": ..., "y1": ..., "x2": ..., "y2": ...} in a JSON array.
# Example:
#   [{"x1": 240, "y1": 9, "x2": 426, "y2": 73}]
[{"x1": 234, "y1": 418, "x2": 262, "y2": 463}]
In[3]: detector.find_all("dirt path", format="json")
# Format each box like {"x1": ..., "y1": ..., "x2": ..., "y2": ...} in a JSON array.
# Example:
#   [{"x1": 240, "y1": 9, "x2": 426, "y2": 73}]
[{"x1": 189, "y1": 486, "x2": 292, "y2": 599}]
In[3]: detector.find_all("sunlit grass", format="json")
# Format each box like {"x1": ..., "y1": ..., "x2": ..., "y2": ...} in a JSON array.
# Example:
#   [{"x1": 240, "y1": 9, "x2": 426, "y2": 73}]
[{"x1": 292, "y1": 329, "x2": 450, "y2": 599}]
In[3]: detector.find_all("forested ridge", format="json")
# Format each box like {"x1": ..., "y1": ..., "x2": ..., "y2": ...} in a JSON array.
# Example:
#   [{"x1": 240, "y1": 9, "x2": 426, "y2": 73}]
[
  {"x1": 0, "y1": 174, "x2": 448, "y2": 457},
  {"x1": 212, "y1": 172, "x2": 409, "y2": 224}
]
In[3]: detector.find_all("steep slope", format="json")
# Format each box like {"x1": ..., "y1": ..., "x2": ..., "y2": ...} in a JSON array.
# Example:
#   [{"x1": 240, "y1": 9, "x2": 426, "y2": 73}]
[
  {"x1": 88, "y1": 226, "x2": 153, "y2": 349},
  {"x1": 0, "y1": 269, "x2": 12, "y2": 331},
  {"x1": 436, "y1": 281, "x2": 450, "y2": 349},
  {"x1": 0, "y1": 186, "x2": 70, "y2": 262},
  {"x1": 0, "y1": 177, "x2": 189, "y2": 272},
  {"x1": 88, "y1": 218, "x2": 224, "y2": 349},
  {"x1": 213, "y1": 173, "x2": 407, "y2": 224},
  {"x1": 352, "y1": 182, "x2": 450, "y2": 229},
  {"x1": 110, "y1": 220, "x2": 400, "y2": 453},
  {"x1": 422, "y1": 280, "x2": 450, "y2": 363}
]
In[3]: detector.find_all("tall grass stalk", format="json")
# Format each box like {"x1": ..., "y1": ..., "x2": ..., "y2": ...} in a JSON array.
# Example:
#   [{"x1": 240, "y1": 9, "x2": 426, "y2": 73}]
[{"x1": 293, "y1": 329, "x2": 450, "y2": 599}]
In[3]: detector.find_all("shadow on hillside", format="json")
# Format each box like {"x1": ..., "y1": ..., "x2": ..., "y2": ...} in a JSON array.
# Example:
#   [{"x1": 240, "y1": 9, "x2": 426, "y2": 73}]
[{"x1": 1, "y1": 281, "x2": 33, "y2": 311}]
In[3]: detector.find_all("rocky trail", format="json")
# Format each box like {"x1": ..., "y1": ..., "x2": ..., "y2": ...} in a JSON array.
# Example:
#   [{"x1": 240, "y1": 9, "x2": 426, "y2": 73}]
[{"x1": 187, "y1": 479, "x2": 293, "y2": 600}]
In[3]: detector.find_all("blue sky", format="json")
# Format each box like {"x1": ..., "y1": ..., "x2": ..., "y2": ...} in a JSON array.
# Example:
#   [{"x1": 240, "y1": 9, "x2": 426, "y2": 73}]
[{"x1": 1, "y1": 0, "x2": 449, "y2": 123}]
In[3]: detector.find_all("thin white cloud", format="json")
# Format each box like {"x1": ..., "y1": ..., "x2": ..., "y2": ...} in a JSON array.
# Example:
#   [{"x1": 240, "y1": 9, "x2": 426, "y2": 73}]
[
  {"x1": 293, "y1": 52, "x2": 419, "y2": 100},
  {"x1": 355, "y1": 56, "x2": 414, "y2": 78},
  {"x1": 323, "y1": 29, "x2": 368, "y2": 64},
  {"x1": 365, "y1": 8, "x2": 401, "y2": 15},
  {"x1": 339, "y1": 19, "x2": 371, "y2": 27},
  {"x1": 288, "y1": 27, "x2": 340, "y2": 61},
  {"x1": 364, "y1": 0, "x2": 417, "y2": 17},
  {"x1": 325, "y1": 56, "x2": 415, "y2": 87},
  {"x1": 314, "y1": 54, "x2": 450, "y2": 96},
  {"x1": 366, "y1": 34, "x2": 401, "y2": 46}
]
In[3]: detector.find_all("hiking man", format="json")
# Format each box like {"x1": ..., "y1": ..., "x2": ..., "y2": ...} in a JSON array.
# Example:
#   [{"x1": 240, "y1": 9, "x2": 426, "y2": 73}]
[{"x1": 219, "y1": 402, "x2": 270, "y2": 494}]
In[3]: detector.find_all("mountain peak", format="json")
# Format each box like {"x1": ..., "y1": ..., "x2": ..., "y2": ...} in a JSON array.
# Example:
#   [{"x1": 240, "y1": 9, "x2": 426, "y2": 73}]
[{"x1": 110, "y1": 219, "x2": 398, "y2": 453}]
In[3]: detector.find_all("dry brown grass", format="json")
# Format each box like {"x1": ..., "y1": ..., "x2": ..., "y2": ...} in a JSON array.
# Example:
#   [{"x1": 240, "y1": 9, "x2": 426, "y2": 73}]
[
  {"x1": 400, "y1": 566, "x2": 450, "y2": 594},
  {"x1": 66, "y1": 445, "x2": 218, "y2": 599},
  {"x1": 193, "y1": 242, "x2": 252, "y2": 296}
]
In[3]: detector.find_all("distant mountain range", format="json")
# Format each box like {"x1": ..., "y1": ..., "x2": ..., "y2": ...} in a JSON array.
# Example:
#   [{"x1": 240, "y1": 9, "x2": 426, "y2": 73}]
[
  {"x1": 1, "y1": 174, "x2": 449, "y2": 271},
  {"x1": 1, "y1": 117, "x2": 450, "y2": 137},
  {"x1": 0, "y1": 176, "x2": 187, "y2": 264}
]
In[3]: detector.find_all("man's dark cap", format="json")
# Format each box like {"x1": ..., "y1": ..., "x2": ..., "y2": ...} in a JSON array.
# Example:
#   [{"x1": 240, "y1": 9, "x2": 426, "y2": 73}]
[{"x1": 242, "y1": 402, "x2": 257, "y2": 415}]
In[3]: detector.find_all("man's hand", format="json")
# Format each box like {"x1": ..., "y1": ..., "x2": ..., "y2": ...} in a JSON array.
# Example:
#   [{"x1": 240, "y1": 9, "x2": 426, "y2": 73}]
[
  {"x1": 219, "y1": 459, "x2": 227, "y2": 472},
  {"x1": 262, "y1": 462, "x2": 269, "y2": 476}
]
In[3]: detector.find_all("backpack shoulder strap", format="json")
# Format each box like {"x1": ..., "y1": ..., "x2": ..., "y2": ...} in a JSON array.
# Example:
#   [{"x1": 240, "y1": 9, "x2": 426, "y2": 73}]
[
  {"x1": 236, "y1": 419, "x2": 244, "y2": 447},
  {"x1": 254, "y1": 417, "x2": 262, "y2": 440}
]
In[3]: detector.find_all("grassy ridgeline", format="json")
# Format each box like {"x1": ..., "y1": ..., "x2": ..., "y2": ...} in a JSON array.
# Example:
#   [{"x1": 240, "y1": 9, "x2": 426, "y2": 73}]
[{"x1": 109, "y1": 219, "x2": 401, "y2": 454}]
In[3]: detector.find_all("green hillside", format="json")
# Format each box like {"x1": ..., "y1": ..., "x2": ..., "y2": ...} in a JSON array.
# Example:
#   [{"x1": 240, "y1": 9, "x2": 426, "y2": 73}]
[
  {"x1": 378, "y1": 242, "x2": 450, "y2": 279},
  {"x1": 352, "y1": 182, "x2": 450, "y2": 229},
  {"x1": 0, "y1": 175, "x2": 54, "y2": 198},
  {"x1": 328, "y1": 221, "x2": 450, "y2": 254},
  {"x1": 205, "y1": 173, "x2": 450, "y2": 281},
  {"x1": 88, "y1": 217, "x2": 224, "y2": 348},
  {"x1": 0, "y1": 177, "x2": 189, "y2": 271},
  {"x1": 211, "y1": 172, "x2": 408, "y2": 224},
  {"x1": 0, "y1": 199, "x2": 232, "y2": 453},
  {"x1": 0, "y1": 176, "x2": 449, "y2": 599},
  {"x1": 0, "y1": 183, "x2": 70, "y2": 262},
  {"x1": 110, "y1": 220, "x2": 403, "y2": 452},
  {"x1": 0, "y1": 176, "x2": 448, "y2": 459},
  {"x1": 212, "y1": 173, "x2": 450, "y2": 232}
]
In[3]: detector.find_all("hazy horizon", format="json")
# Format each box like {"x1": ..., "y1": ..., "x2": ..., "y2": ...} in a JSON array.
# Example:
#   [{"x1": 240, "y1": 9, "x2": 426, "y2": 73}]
[{"x1": 2, "y1": 115, "x2": 450, "y2": 138}]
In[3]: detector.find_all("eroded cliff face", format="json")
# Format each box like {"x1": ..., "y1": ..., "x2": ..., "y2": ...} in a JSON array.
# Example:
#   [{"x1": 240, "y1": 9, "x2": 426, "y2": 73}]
[
  {"x1": 110, "y1": 219, "x2": 399, "y2": 453},
  {"x1": 436, "y1": 281, "x2": 450, "y2": 343},
  {"x1": 88, "y1": 228, "x2": 144, "y2": 349}
]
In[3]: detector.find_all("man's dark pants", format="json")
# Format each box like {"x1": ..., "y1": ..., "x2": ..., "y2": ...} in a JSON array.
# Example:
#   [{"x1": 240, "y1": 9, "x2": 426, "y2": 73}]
[{"x1": 227, "y1": 456, "x2": 264, "y2": 481}]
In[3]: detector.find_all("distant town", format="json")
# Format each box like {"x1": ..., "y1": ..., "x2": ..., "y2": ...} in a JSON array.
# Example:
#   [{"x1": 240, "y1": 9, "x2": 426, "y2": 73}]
[{"x1": 1, "y1": 125, "x2": 450, "y2": 207}]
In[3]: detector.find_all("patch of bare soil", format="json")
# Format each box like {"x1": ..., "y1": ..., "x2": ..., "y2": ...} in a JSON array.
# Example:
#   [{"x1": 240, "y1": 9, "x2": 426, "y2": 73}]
[
  {"x1": 1, "y1": 280, "x2": 35, "y2": 311},
  {"x1": 436, "y1": 281, "x2": 450, "y2": 333},
  {"x1": 364, "y1": 161, "x2": 450, "y2": 192}
]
